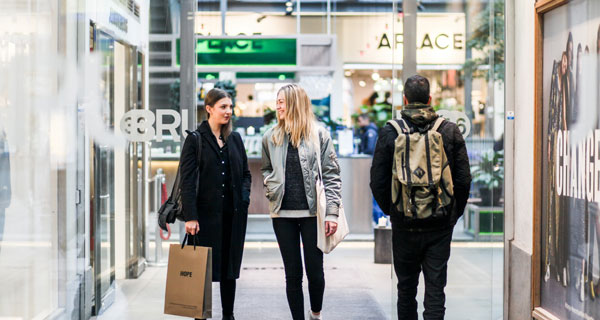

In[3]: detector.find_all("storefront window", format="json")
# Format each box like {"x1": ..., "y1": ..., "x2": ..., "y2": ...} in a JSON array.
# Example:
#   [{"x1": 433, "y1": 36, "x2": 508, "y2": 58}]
[
  {"x1": 150, "y1": 1, "x2": 505, "y2": 318},
  {"x1": 0, "y1": 0, "x2": 80, "y2": 318}
]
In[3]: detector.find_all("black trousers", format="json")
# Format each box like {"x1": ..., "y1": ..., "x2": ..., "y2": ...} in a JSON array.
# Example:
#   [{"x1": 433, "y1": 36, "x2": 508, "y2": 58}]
[
  {"x1": 195, "y1": 207, "x2": 236, "y2": 319},
  {"x1": 273, "y1": 217, "x2": 325, "y2": 320},
  {"x1": 392, "y1": 225, "x2": 453, "y2": 320},
  {"x1": 220, "y1": 207, "x2": 236, "y2": 317}
]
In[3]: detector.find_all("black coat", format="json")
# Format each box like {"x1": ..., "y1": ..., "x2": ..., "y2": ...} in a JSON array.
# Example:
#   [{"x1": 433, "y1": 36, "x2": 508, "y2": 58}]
[
  {"x1": 180, "y1": 121, "x2": 251, "y2": 281},
  {"x1": 370, "y1": 116, "x2": 471, "y2": 232}
]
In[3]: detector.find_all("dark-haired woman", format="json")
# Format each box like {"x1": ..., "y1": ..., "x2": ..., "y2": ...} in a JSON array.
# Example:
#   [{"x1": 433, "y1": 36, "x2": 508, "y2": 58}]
[{"x1": 180, "y1": 88, "x2": 251, "y2": 320}]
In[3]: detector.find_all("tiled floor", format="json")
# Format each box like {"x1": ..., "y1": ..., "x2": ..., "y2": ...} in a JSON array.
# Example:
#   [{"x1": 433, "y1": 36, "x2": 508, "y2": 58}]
[{"x1": 96, "y1": 241, "x2": 502, "y2": 320}]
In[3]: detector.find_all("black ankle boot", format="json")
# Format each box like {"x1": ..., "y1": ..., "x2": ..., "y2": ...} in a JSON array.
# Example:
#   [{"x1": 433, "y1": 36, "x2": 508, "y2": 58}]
[{"x1": 223, "y1": 314, "x2": 235, "y2": 320}]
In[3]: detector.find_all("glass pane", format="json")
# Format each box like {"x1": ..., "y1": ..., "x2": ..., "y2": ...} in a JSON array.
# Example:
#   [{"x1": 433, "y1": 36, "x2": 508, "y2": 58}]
[
  {"x1": 540, "y1": 1, "x2": 600, "y2": 318},
  {"x1": 0, "y1": 0, "x2": 79, "y2": 317},
  {"x1": 393, "y1": 1, "x2": 504, "y2": 319},
  {"x1": 94, "y1": 31, "x2": 116, "y2": 308}
]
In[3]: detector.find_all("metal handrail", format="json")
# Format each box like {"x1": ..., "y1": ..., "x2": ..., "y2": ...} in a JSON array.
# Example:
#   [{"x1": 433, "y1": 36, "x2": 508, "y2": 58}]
[{"x1": 146, "y1": 168, "x2": 167, "y2": 266}]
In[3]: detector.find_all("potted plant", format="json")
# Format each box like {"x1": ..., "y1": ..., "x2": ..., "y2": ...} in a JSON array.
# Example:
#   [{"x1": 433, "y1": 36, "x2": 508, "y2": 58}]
[{"x1": 471, "y1": 150, "x2": 504, "y2": 206}]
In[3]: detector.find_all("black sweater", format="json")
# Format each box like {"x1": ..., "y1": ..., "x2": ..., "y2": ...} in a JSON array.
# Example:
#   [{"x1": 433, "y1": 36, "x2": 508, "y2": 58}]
[{"x1": 280, "y1": 142, "x2": 309, "y2": 210}]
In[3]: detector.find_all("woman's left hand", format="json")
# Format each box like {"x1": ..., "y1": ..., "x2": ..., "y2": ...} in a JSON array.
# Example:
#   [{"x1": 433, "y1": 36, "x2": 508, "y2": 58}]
[{"x1": 325, "y1": 221, "x2": 338, "y2": 237}]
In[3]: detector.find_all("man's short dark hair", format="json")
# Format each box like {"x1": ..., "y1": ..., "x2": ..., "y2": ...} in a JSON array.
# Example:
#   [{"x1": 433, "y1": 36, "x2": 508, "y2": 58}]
[
  {"x1": 358, "y1": 113, "x2": 370, "y2": 121},
  {"x1": 404, "y1": 75, "x2": 430, "y2": 104}
]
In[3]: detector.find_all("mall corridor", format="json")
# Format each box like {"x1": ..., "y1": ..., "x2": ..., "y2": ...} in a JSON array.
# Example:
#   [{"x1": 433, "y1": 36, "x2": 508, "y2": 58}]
[
  {"x1": 95, "y1": 240, "x2": 502, "y2": 320},
  {"x1": 5, "y1": 0, "x2": 600, "y2": 319}
]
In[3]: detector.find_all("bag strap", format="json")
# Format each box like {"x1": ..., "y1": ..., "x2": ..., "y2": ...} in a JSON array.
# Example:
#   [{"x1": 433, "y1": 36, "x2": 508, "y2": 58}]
[
  {"x1": 424, "y1": 134, "x2": 434, "y2": 187},
  {"x1": 186, "y1": 130, "x2": 203, "y2": 167},
  {"x1": 399, "y1": 118, "x2": 411, "y2": 133},
  {"x1": 181, "y1": 233, "x2": 199, "y2": 250},
  {"x1": 386, "y1": 119, "x2": 410, "y2": 134},
  {"x1": 404, "y1": 125, "x2": 411, "y2": 188},
  {"x1": 431, "y1": 117, "x2": 445, "y2": 132},
  {"x1": 313, "y1": 129, "x2": 323, "y2": 181},
  {"x1": 424, "y1": 133, "x2": 439, "y2": 213},
  {"x1": 387, "y1": 120, "x2": 402, "y2": 135}
]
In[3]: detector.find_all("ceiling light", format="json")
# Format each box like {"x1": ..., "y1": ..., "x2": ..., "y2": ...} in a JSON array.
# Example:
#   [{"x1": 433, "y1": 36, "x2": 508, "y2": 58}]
[{"x1": 359, "y1": 80, "x2": 366, "y2": 87}]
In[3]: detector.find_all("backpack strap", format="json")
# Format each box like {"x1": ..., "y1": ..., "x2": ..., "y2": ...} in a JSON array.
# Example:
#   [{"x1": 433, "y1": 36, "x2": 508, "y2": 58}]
[
  {"x1": 424, "y1": 133, "x2": 439, "y2": 213},
  {"x1": 398, "y1": 118, "x2": 411, "y2": 133},
  {"x1": 387, "y1": 120, "x2": 403, "y2": 135},
  {"x1": 387, "y1": 119, "x2": 411, "y2": 134},
  {"x1": 431, "y1": 117, "x2": 445, "y2": 132}
]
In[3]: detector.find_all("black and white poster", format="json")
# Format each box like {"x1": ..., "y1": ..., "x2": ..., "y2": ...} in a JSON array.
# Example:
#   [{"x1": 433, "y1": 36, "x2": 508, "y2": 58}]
[{"x1": 542, "y1": 1, "x2": 600, "y2": 318}]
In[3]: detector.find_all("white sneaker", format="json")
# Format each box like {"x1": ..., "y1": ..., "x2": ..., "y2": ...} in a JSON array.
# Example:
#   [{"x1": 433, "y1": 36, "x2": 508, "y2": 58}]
[{"x1": 308, "y1": 310, "x2": 322, "y2": 320}]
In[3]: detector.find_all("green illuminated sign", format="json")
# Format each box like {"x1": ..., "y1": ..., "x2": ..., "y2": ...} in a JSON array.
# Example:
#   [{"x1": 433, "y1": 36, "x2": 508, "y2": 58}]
[
  {"x1": 198, "y1": 72, "x2": 219, "y2": 79},
  {"x1": 236, "y1": 72, "x2": 295, "y2": 80},
  {"x1": 177, "y1": 38, "x2": 296, "y2": 66}
]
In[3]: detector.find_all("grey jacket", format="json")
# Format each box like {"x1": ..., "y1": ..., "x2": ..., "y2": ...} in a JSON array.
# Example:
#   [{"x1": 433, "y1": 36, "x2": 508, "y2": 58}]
[{"x1": 261, "y1": 125, "x2": 342, "y2": 222}]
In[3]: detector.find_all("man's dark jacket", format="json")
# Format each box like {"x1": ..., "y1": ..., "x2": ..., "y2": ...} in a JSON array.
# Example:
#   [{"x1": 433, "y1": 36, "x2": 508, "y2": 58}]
[
  {"x1": 359, "y1": 123, "x2": 378, "y2": 155},
  {"x1": 369, "y1": 116, "x2": 471, "y2": 232}
]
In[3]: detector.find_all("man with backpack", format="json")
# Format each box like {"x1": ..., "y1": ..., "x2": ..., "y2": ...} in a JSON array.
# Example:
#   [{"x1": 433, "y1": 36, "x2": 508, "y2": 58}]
[{"x1": 370, "y1": 75, "x2": 471, "y2": 319}]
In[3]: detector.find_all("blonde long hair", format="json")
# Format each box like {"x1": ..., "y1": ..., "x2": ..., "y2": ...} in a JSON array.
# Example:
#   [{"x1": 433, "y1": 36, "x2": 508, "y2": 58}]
[{"x1": 272, "y1": 84, "x2": 315, "y2": 148}]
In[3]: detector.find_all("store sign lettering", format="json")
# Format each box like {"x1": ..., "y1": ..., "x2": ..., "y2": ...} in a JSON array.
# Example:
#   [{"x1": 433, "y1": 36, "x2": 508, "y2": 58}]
[
  {"x1": 377, "y1": 33, "x2": 464, "y2": 51},
  {"x1": 555, "y1": 129, "x2": 600, "y2": 202},
  {"x1": 201, "y1": 39, "x2": 263, "y2": 53},
  {"x1": 119, "y1": 109, "x2": 189, "y2": 142},
  {"x1": 109, "y1": 9, "x2": 128, "y2": 33}
]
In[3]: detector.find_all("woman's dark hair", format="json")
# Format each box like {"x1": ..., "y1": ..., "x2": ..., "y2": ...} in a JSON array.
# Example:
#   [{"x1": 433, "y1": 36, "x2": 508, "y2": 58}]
[
  {"x1": 204, "y1": 88, "x2": 233, "y2": 141},
  {"x1": 404, "y1": 75, "x2": 430, "y2": 104}
]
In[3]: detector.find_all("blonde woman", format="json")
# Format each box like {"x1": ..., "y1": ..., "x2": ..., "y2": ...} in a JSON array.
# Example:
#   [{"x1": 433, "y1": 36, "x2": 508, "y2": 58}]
[{"x1": 261, "y1": 84, "x2": 342, "y2": 320}]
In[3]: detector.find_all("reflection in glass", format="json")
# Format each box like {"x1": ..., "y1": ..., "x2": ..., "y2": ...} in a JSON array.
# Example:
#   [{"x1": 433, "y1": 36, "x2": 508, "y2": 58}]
[{"x1": 92, "y1": 31, "x2": 116, "y2": 313}]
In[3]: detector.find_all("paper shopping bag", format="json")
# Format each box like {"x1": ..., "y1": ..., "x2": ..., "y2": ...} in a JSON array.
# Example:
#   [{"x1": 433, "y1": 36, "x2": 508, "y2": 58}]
[{"x1": 164, "y1": 235, "x2": 212, "y2": 319}]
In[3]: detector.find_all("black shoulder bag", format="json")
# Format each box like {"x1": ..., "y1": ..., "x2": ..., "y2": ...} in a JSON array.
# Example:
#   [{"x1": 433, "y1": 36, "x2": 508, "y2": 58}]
[{"x1": 158, "y1": 130, "x2": 202, "y2": 231}]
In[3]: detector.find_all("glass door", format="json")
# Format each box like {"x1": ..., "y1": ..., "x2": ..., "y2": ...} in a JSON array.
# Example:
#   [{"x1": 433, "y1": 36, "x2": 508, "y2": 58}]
[
  {"x1": 91, "y1": 30, "x2": 116, "y2": 315},
  {"x1": 126, "y1": 50, "x2": 147, "y2": 278}
]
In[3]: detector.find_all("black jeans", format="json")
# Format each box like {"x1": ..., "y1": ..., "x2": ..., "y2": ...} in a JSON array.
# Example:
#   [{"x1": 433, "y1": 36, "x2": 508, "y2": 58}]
[
  {"x1": 273, "y1": 217, "x2": 325, "y2": 320},
  {"x1": 392, "y1": 225, "x2": 453, "y2": 320}
]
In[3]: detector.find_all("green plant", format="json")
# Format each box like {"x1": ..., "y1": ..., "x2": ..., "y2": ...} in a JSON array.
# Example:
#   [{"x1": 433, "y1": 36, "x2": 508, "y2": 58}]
[
  {"x1": 352, "y1": 103, "x2": 393, "y2": 129},
  {"x1": 213, "y1": 80, "x2": 237, "y2": 106},
  {"x1": 169, "y1": 79, "x2": 180, "y2": 110},
  {"x1": 471, "y1": 150, "x2": 504, "y2": 189},
  {"x1": 462, "y1": 0, "x2": 505, "y2": 82},
  {"x1": 312, "y1": 104, "x2": 344, "y2": 132}
]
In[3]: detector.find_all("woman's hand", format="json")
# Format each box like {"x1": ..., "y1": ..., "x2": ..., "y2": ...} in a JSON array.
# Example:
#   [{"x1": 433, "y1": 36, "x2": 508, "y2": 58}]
[
  {"x1": 325, "y1": 221, "x2": 338, "y2": 237},
  {"x1": 185, "y1": 220, "x2": 200, "y2": 235}
]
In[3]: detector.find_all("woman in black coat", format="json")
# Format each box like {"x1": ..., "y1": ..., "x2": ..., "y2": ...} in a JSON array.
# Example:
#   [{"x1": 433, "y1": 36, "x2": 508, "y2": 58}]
[{"x1": 180, "y1": 88, "x2": 251, "y2": 320}]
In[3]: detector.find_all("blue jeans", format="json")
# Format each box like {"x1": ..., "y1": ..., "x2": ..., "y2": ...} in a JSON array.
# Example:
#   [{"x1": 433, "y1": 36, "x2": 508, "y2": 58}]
[{"x1": 372, "y1": 197, "x2": 385, "y2": 223}]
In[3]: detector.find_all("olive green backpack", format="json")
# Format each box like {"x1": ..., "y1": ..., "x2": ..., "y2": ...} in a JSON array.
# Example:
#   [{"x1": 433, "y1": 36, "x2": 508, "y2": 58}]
[{"x1": 388, "y1": 117, "x2": 454, "y2": 220}]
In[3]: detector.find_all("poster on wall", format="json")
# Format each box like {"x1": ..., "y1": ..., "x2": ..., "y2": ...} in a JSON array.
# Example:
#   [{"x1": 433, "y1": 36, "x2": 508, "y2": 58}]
[{"x1": 540, "y1": 0, "x2": 600, "y2": 318}]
